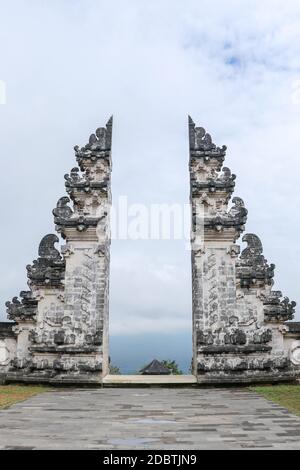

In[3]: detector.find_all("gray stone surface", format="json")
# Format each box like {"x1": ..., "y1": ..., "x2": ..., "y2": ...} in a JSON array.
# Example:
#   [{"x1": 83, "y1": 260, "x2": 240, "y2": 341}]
[{"x1": 0, "y1": 387, "x2": 300, "y2": 449}]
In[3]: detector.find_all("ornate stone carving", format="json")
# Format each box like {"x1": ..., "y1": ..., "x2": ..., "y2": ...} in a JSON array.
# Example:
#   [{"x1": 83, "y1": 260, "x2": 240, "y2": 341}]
[
  {"x1": 64, "y1": 167, "x2": 82, "y2": 184},
  {"x1": 252, "y1": 329, "x2": 272, "y2": 344},
  {"x1": 236, "y1": 234, "x2": 275, "y2": 288},
  {"x1": 188, "y1": 116, "x2": 227, "y2": 157},
  {"x1": 204, "y1": 202, "x2": 247, "y2": 235},
  {"x1": 74, "y1": 117, "x2": 113, "y2": 170},
  {"x1": 197, "y1": 330, "x2": 214, "y2": 346},
  {"x1": 229, "y1": 197, "x2": 247, "y2": 220},
  {"x1": 61, "y1": 244, "x2": 74, "y2": 258},
  {"x1": 85, "y1": 126, "x2": 111, "y2": 151},
  {"x1": 224, "y1": 329, "x2": 247, "y2": 345},
  {"x1": 290, "y1": 341, "x2": 300, "y2": 366},
  {"x1": 54, "y1": 127, "x2": 110, "y2": 237},
  {"x1": 38, "y1": 234, "x2": 62, "y2": 260},
  {"x1": 192, "y1": 167, "x2": 236, "y2": 197},
  {"x1": 263, "y1": 291, "x2": 296, "y2": 322},
  {"x1": 240, "y1": 233, "x2": 263, "y2": 259},
  {"x1": 53, "y1": 197, "x2": 73, "y2": 220},
  {"x1": 219, "y1": 167, "x2": 236, "y2": 182},
  {"x1": 227, "y1": 244, "x2": 240, "y2": 258},
  {"x1": 64, "y1": 167, "x2": 108, "y2": 200},
  {"x1": 5, "y1": 291, "x2": 37, "y2": 322},
  {"x1": 54, "y1": 205, "x2": 102, "y2": 237}
]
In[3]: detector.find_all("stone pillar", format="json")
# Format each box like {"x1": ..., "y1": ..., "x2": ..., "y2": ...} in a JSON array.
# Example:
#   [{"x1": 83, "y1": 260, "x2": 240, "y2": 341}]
[
  {"x1": 52, "y1": 117, "x2": 113, "y2": 381},
  {"x1": 0, "y1": 323, "x2": 16, "y2": 383}
]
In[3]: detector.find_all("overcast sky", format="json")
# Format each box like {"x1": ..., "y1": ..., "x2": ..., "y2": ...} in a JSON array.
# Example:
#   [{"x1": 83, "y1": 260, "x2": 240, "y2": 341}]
[{"x1": 1, "y1": 0, "x2": 300, "y2": 348}]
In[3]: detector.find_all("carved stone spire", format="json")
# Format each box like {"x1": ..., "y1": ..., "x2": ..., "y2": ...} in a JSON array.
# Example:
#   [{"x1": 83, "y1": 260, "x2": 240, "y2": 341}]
[
  {"x1": 236, "y1": 234, "x2": 296, "y2": 324},
  {"x1": 53, "y1": 118, "x2": 112, "y2": 238},
  {"x1": 236, "y1": 233, "x2": 275, "y2": 288},
  {"x1": 189, "y1": 117, "x2": 247, "y2": 241},
  {"x1": 74, "y1": 116, "x2": 113, "y2": 170},
  {"x1": 188, "y1": 116, "x2": 227, "y2": 159}
]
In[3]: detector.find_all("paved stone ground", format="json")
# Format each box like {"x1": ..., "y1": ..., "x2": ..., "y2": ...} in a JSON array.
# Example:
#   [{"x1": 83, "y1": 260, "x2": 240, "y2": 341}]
[{"x1": 0, "y1": 387, "x2": 300, "y2": 449}]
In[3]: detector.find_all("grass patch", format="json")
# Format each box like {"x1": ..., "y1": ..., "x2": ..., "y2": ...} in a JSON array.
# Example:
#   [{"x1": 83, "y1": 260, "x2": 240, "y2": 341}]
[
  {"x1": 0, "y1": 385, "x2": 48, "y2": 410},
  {"x1": 250, "y1": 385, "x2": 300, "y2": 416}
]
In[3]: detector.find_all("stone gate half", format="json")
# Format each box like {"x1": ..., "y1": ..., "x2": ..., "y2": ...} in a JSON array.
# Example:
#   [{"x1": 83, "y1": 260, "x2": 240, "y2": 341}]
[
  {"x1": 189, "y1": 117, "x2": 300, "y2": 383},
  {"x1": 0, "y1": 117, "x2": 112, "y2": 384}
]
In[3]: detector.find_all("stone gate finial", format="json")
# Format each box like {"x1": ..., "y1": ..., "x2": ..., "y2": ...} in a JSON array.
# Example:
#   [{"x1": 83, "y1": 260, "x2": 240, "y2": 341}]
[
  {"x1": 74, "y1": 116, "x2": 113, "y2": 171},
  {"x1": 188, "y1": 116, "x2": 227, "y2": 157},
  {"x1": 74, "y1": 116, "x2": 113, "y2": 155}
]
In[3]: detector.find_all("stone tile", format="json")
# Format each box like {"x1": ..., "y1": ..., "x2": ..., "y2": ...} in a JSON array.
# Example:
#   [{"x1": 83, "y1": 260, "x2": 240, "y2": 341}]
[{"x1": 0, "y1": 387, "x2": 300, "y2": 449}]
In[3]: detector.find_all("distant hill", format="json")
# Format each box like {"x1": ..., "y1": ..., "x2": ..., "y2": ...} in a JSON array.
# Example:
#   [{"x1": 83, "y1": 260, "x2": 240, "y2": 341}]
[{"x1": 109, "y1": 331, "x2": 192, "y2": 374}]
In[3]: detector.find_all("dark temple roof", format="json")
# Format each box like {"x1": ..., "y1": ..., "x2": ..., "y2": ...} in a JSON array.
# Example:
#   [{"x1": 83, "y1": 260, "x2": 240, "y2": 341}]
[
  {"x1": 139, "y1": 359, "x2": 171, "y2": 375},
  {"x1": 285, "y1": 322, "x2": 300, "y2": 334}
]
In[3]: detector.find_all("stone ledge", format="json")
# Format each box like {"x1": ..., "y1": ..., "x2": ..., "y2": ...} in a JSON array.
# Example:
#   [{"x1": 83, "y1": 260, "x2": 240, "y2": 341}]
[
  {"x1": 29, "y1": 346, "x2": 100, "y2": 354},
  {"x1": 196, "y1": 370, "x2": 297, "y2": 385},
  {"x1": 0, "y1": 322, "x2": 16, "y2": 340},
  {"x1": 199, "y1": 345, "x2": 272, "y2": 354},
  {"x1": 5, "y1": 371, "x2": 103, "y2": 385}
]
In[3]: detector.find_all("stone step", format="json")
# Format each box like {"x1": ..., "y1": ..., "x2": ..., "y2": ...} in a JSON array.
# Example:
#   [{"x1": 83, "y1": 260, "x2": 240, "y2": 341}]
[{"x1": 102, "y1": 374, "x2": 197, "y2": 387}]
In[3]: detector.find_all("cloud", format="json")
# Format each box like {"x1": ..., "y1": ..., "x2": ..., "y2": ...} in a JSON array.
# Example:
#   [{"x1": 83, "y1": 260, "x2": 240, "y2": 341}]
[{"x1": 0, "y1": 0, "x2": 299, "y2": 338}]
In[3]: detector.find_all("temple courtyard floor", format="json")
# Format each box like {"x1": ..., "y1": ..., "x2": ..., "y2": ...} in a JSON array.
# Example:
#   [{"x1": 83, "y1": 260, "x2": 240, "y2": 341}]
[{"x1": 0, "y1": 387, "x2": 300, "y2": 450}]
